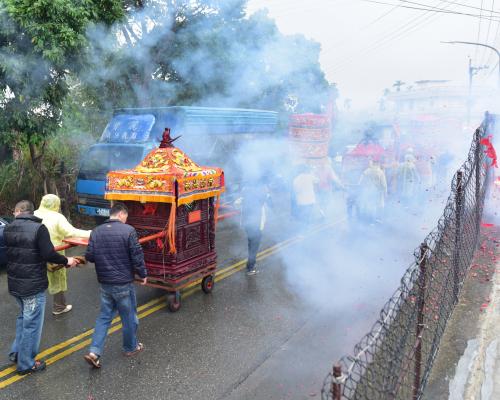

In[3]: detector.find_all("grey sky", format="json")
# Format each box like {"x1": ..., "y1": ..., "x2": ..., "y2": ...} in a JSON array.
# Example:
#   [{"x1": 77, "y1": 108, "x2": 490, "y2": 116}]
[{"x1": 247, "y1": 0, "x2": 499, "y2": 109}]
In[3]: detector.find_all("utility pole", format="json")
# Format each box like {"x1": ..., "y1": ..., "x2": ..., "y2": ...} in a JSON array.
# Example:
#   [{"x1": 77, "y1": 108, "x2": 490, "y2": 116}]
[
  {"x1": 467, "y1": 57, "x2": 489, "y2": 124},
  {"x1": 442, "y1": 41, "x2": 500, "y2": 89}
]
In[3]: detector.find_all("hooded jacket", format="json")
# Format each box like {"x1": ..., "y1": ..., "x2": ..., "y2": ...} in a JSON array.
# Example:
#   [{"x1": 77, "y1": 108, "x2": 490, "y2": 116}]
[
  {"x1": 34, "y1": 194, "x2": 90, "y2": 294},
  {"x1": 34, "y1": 194, "x2": 90, "y2": 248},
  {"x1": 359, "y1": 163, "x2": 388, "y2": 209}
]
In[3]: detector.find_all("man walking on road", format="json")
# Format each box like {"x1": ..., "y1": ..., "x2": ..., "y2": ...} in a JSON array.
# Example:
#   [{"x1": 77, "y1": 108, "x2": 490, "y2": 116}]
[
  {"x1": 236, "y1": 176, "x2": 271, "y2": 276},
  {"x1": 84, "y1": 202, "x2": 147, "y2": 368},
  {"x1": 292, "y1": 164, "x2": 319, "y2": 230},
  {"x1": 4, "y1": 200, "x2": 77, "y2": 375}
]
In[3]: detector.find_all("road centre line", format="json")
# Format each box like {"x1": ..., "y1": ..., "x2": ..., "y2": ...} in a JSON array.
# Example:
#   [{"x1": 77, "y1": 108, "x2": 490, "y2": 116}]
[
  {"x1": 0, "y1": 219, "x2": 342, "y2": 389},
  {"x1": 0, "y1": 295, "x2": 167, "y2": 380},
  {"x1": 0, "y1": 241, "x2": 286, "y2": 389}
]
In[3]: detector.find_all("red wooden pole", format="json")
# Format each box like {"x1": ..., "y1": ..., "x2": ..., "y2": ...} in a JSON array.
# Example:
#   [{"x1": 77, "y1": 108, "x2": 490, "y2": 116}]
[
  {"x1": 54, "y1": 243, "x2": 76, "y2": 252},
  {"x1": 55, "y1": 209, "x2": 233, "y2": 252},
  {"x1": 138, "y1": 230, "x2": 166, "y2": 244}
]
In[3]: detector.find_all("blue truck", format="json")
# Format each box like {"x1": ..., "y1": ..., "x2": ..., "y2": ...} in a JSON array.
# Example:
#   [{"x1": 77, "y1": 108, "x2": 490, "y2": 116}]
[{"x1": 76, "y1": 106, "x2": 279, "y2": 217}]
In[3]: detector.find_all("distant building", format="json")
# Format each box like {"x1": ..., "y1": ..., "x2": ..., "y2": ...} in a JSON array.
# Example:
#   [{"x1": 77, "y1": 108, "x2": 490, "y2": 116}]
[{"x1": 383, "y1": 80, "x2": 496, "y2": 135}]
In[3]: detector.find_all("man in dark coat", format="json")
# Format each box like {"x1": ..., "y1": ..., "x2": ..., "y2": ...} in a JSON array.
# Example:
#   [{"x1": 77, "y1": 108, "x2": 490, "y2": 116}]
[
  {"x1": 84, "y1": 202, "x2": 147, "y2": 368},
  {"x1": 237, "y1": 177, "x2": 270, "y2": 276},
  {"x1": 4, "y1": 200, "x2": 76, "y2": 374}
]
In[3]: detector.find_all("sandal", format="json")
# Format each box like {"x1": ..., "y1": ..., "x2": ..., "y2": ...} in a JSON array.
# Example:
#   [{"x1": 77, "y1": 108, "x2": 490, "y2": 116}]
[
  {"x1": 124, "y1": 343, "x2": 144, "y2": 357},
  {"x1": 84, "y1": 353, "x2": 101, "y2": 369},
  {"x1": 18, "y1": 360, "x2": 46, "y2": 375},
  {"x1": 8, "y1": 352, "x2": 17, "y2": 364}
]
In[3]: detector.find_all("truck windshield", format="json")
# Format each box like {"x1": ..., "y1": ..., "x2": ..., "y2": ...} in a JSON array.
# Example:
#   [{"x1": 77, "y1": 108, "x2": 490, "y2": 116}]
[
  {"x1": 101, "y1": 114, "x2": 155, "y2": 143},
  {"x1": 78, "y1": 145, "x2": 146, "y2": 181}
]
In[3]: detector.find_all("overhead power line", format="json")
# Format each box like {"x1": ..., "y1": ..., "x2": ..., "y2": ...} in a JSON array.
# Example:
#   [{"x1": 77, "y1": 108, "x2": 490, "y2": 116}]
[
  {"x1": 360, "y1": 0, "x2": 500, "y2": 21},
  {"x1": 480, "y1": 0, "x2": 495, "y2": 66},
  {"x1": 329, "y1": 1, "x2": 458, "y2": 75},
  {"x1": 486, "y1": 9, "x2": 500, "y2": 75},
  {"x1": 430, "y1": 0, "x2": 500, "y2": 14},
  {"x1": 475, "y1": 0, "x2": 485, "y2": 63},
  {"x1": 398, "y1": 0, "x2": 499, "y2": 15}
]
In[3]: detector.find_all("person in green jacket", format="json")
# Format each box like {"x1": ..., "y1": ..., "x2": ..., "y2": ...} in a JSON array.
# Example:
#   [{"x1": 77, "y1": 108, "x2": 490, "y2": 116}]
[{"x1": 34, "y1": 194, "x2": 90, "y2": 315}]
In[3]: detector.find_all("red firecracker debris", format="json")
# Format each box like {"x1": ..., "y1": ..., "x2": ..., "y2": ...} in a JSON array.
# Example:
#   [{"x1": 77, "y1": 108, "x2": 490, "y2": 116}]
[
  {"x1": 480, "y1": 298, "x2": 491, "y2": 312},
  {"x1": 480, "y1": 136, "x2": 498, "y2": 168}
]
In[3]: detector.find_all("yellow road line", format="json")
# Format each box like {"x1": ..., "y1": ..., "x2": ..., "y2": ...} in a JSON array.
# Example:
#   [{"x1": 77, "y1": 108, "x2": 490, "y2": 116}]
[
  {"x1": 0, "y1": 244, "x2": 287, "y2": 387},
  {"x1": 0, "y1": 219, "x2": 341, "y2": 388},
  {"x1": 0, "y1": 295, "x2": 167, "y2": 379},
  {"x1": 0, "y1": 303, "x2": 169, "y2": 389}
]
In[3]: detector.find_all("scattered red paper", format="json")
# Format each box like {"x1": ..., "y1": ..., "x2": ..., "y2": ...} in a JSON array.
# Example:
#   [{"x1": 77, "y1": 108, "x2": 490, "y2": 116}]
[
  {"x1": 480, "y1": 298, "x2": 491, "y2": 311},
  {"x1": 480, "y1": 136, "x2": 498, "y2": 168}
]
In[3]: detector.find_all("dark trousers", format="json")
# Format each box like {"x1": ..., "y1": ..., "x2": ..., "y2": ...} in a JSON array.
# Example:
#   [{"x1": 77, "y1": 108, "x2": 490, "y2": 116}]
[
  {"x1": 245, "y1": 226, "x2": 262, "y2": 271},
  {"x1": 53, "y1": 291, "x2": 67, "y2": 313},
  {"x1": 296, "y1": 205, "x2": 313, "y2": 229}
]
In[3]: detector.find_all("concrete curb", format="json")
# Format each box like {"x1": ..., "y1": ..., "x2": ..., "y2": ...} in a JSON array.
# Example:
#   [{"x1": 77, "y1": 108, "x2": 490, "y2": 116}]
[{"x1": 459, "y1": 261, "x2": 500, "y2": 400}]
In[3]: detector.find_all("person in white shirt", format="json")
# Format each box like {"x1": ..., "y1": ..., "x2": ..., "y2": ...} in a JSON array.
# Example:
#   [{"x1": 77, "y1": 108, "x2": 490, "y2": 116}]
[{"x1": 292, "y1": 164, "x2": 319, "y2": 228}]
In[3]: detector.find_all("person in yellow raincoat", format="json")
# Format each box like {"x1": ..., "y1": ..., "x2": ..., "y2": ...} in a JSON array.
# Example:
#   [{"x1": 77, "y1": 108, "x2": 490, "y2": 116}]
[
  {"x1": 397, "y1": 153, "x2": 421, "y2": 206},
  {"x1": 358, "y1": 159, "x2": 388, "y2": 223},
  {"x1": 34, "y1": 194, "x2": 90, "y2": 315}
]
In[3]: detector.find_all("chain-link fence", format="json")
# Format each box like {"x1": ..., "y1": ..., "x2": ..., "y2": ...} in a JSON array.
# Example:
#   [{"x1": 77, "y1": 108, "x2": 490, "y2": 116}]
[{"x1": 322, "y1": 113, "x2": 496, "y2": 400}]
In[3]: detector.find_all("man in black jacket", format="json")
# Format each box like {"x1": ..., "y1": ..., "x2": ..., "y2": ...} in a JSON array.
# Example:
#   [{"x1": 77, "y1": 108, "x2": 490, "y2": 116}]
[
  {"x1": 84, "y1": 202, "x2": 147, "y2": 368},
  {"x1": 4, "y1": 200, "x2": 76, "y2": 374}
]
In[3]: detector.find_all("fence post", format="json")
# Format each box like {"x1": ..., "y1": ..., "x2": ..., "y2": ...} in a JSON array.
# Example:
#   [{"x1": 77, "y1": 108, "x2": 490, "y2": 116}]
[
  {"x1": 414, "y1": 243, "x2": 428, "y2": 400},
  {"x1": 453, "y1": 171, "x2": 463, "y2": 302},
  {"x1": 475, "y1": 128, "x2": 481, "y2": 235},
  {"x1": 331, "y1": 364, "x2": 343, "y2": 400}
]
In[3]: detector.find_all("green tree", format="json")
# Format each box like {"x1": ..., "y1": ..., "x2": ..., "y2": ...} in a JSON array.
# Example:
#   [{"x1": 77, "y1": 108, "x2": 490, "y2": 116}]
[
  {"x1": 83, "y1": 1, "x2": 329, "y2": 113},
  {"x1": 0, "y1": 0, "x2": 125, "y2": 192}
]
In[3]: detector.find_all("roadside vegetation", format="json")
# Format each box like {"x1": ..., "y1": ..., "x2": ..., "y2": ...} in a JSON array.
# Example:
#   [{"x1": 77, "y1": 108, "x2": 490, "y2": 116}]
[{"x1": 0, "y1": 0, "x2": 331, "y2": 218}]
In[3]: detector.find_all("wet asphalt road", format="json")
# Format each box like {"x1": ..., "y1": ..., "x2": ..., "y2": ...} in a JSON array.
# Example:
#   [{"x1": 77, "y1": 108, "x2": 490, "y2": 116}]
[{"x1": 0, "y1": 191, "x2": 447, "y2": 400}]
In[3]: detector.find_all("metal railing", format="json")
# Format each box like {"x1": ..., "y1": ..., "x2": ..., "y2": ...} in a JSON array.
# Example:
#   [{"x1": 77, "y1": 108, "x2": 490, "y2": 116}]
[{"x1": 322, "y1": 113, "x2": 495, "y2": 400}]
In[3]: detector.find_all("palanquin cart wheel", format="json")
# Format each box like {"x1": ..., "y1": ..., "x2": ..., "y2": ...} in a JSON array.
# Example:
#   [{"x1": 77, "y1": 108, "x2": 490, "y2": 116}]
[
  {"x1": 167, "y1": 291, "x2": 181, "y2": 312},
  {"x1": 201, "y1": 274, "x2": 215, "y2": 294}
]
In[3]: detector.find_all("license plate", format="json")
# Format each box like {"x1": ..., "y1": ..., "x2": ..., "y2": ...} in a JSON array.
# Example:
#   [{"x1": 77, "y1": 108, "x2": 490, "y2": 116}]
[{"x1": 96, "y1": 208, "x2": 110, "y2": 217}]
